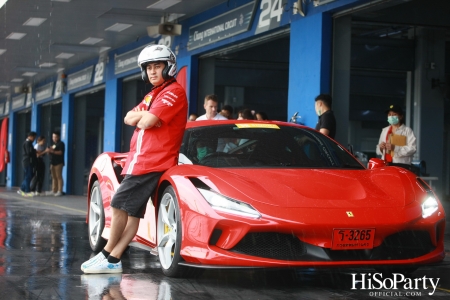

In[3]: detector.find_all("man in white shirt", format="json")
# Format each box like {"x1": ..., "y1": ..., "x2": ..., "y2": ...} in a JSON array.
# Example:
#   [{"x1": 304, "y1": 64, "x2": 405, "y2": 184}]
[{"x1": 196, "y1": 94, "x2": 228, "y2": 121}]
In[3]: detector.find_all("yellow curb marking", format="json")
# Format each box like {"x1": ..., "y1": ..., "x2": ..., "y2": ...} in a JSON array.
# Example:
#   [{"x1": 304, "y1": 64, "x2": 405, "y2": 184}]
[
  {"x1": 0, "y1": 193, "x2": 85, "y2": 214},
  {"x1": 434, "y1": 287, "x2": 450, "y2": 293}
]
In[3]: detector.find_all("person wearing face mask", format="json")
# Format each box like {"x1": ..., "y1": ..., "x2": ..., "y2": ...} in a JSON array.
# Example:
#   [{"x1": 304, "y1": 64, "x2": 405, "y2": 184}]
[
  {"x1": 314, "y1": 94, "x2": 336, "y2": 139},
  {"x1": 376, "y1": 104, "x2": 416, "y2": 166},
  {"x1": 196, "y1": 140, "x2": 215, "y2": 161}
]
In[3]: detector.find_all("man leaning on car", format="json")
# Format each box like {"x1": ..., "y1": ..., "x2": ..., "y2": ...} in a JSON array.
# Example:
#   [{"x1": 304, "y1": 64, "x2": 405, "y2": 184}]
[{"x1": 81, "y1": 44, "x2": 188, "y2": 274}]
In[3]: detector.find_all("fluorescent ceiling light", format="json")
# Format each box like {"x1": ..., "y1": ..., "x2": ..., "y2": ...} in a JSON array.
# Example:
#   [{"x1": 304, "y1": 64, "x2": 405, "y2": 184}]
[
  {"x1": 105, "y1": 23, "x2": 132, "y2": 32},
  {"x1": 51, "y1": 0, "x2": 71, "y2": 2},
  {"x1": 167, "y1": 13, "x2": 185, "y2": 22},
  {"x1": 23, "y1": 17, "x2": 47, "y2": 26},
  {"x1": 55, "y1": 52, "x2": 74, "y2": 59},
  {"x1": 80, "y1": 37, "x2": 103, "y2": 45},
  {"x1": 52, "y1": 43, "x2": 101, "y2": 53},
  {"x1": 39, "y1": 62, "x2": 56, "y2": 67},
  {"x1": 0, "y1": 0, "x2": 8, "y2": 10},
  {"x1": 0, "y1": 86, "x2": 9, "y2": 89},
  {"x1": 22, "y1": 72, "x2": 37, "y2": 77},
  {"x1": 147, "y1": 0, "x2": 181, "y2": 10},
  {"x1": 11, "y1": 78, "x2": 24, "y2": 82},
  {"x1": 100, "y1": 46, "x2": 110, "y2": 53},
  {"x1": 0, "y1": 49, "x2": 6, "y2": 55},
  {"x1": 57, "y1": 68, "x2": 65, "y2": 72},
  {"x1": 6, "y1": 32, "x2": 26, "y2": 40}
]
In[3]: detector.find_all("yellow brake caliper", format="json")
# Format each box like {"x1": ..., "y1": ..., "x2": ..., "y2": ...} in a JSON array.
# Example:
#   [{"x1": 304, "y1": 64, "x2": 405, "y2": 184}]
[{"x1": 164, "y1": 206, "x2": 175, "y2": 257}]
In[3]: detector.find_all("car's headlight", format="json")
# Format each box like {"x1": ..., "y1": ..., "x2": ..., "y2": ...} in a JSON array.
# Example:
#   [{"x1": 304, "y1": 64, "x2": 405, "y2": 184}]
[
  {"x1": 422, "y1": 196, "x2": 438, "y2": 218},
  {"x1": 198, "y1": 188, "x2": 261, "y2": 219}
]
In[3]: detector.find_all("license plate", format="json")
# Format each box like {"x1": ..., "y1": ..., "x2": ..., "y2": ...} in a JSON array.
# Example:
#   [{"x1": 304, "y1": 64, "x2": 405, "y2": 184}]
[{"x1": 332, "y1": 228, "x2": 375, "y2": 250}]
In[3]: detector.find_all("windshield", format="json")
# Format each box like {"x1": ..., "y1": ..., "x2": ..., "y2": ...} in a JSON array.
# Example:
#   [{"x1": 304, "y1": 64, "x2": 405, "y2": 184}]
[{"x1": 179, "y1": 124, "x2": 364, "y2": 169}]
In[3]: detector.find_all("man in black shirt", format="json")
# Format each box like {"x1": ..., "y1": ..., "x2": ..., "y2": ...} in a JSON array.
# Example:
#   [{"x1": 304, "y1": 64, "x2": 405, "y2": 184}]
[
  {"x1": 314, "y1": 94, "x2": 336, "y2": 139},
  {"x1": 47, "y1": 131, "x2": 65, "y2": 196},
  {"x1": 18, "y1": 131, "x2": 37, "y2": 196}
]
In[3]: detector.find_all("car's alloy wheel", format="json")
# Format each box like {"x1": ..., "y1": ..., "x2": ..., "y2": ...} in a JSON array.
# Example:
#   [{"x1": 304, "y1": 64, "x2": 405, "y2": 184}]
[
  {"x1": 88, "y1": 181, "x2": 106, "y2": 252},
  {"x1": 157, "y1": 186, "x2": 182, "y2": 275},
  {"x1": 157, "y1": 186, "x2": 203, "y2": 277}
]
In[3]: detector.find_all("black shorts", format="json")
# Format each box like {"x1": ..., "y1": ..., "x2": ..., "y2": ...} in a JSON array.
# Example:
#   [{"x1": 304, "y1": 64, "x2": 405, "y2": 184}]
[{"x1": 110, "y1": 172, "x2": 163, "y2": 218}]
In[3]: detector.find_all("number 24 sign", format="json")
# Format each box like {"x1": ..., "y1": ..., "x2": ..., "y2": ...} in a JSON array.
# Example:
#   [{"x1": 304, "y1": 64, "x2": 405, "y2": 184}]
[{"x1": 256, "y1": 0, "x2": 284, "y2": 34}]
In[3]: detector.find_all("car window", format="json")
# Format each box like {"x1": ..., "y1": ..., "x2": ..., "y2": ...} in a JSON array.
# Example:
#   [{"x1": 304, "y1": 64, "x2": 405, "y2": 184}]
[{"x1": 179, "y1": 124, "x2": 364, "y2": 169}]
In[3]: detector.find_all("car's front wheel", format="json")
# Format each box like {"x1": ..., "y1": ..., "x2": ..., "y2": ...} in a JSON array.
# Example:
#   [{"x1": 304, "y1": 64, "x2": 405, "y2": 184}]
[
  {"x1": 157, "y1": 186, "x2": 202, "y2": 277},
  {"x1": 88, "y1": 180, "x2": 107, "y2": 252}
]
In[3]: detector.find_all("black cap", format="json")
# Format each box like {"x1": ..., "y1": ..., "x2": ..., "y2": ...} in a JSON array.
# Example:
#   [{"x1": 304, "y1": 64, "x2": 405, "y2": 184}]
[{"x1": 385, "y1": 104, "x2": 403, "y2": 115}]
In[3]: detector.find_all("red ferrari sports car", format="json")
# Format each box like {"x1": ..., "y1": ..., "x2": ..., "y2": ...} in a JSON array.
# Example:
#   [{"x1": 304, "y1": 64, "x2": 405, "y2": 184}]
[{"x1": 86, "y1": 120, "x2": 445, "y2": 277}]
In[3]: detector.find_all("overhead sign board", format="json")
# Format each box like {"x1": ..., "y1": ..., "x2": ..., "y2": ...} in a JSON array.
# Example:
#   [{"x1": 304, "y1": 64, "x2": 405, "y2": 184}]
[
  {"x1": 67, "y1": 66, "x2": 94, "y2": 91},
  {"x1": 12, "y1": 95, "x2": 26, "y2": 110},
  {"x1": 94, "y1": 62, "x2": 105, "y2": 84},
  {"x1": 255, "y1": 0, "x2": 286, "y2": 34},
  {"x1": 114, "y1": 46, "x2": 147, "y2": 75},
  {"x1": 36, "y1": 82, "x2": 54, "y2": 102},
  {"x1": 188, "y1": 1, "x2": 256, "y2": 50}
]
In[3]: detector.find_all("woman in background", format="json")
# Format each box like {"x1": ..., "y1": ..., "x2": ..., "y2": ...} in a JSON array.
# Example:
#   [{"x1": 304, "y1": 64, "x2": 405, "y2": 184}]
[{"x1": 376, "y1": 104, "x2": 416, "y2": 167}]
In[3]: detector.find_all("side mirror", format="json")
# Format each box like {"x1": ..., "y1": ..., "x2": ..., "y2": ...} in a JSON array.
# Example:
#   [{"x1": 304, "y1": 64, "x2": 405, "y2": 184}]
[{"x1": 368, "y1": 158, "x2": 386, "y2": 169}]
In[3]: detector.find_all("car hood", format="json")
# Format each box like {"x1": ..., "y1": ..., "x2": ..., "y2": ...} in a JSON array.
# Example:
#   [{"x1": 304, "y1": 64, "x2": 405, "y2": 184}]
[{"x1": 183, "y1": 167, "x2": 416, "y2": 208}]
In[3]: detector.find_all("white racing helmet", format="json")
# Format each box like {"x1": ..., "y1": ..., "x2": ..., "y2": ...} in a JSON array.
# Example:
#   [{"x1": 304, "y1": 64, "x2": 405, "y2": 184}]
[{"x1": 137, "y1": 44, "x2": 177, "y2": 82}]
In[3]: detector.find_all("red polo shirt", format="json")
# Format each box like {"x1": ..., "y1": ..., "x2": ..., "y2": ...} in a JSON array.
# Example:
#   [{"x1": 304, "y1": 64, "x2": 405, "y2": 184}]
[{"x1": 123, "y1": 79, "x2": 187, "y2": 175}]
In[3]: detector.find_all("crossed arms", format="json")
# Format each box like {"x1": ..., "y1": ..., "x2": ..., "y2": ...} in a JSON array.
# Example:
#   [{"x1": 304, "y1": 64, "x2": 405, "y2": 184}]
[{"x1": 124, "y1": 107, "x2": 161, "y2": 129}]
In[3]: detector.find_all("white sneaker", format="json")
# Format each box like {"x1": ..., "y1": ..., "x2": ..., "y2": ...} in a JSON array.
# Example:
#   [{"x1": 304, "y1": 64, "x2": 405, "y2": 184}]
[
  {"x1": 34, "y1": 191, "x2": 41, "y2": 196},
  {"x1": 83, "y1": 259, "x2": 122, "y2": 274},
  {"x1": 45, "y1": 191, "x2": 55, "y2": 196},
  {"x1": 54, "y1": 191, "x2": 63, "y2": 197},
  {"x1": 81, "y1": 252, "x2": 106, "y2": 271}
]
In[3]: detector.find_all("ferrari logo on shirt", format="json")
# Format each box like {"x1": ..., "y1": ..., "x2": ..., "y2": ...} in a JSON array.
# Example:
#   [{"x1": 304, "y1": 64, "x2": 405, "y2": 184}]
[
  {"x1": 346, "y1": 211, "x2": 354, "y2": 217},
  {"x1": 144, "y1": 95, "x2": 152, "y2": 104}
]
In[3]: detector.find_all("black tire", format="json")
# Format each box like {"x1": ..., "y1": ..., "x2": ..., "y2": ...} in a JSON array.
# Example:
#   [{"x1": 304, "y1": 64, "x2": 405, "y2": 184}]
[
  {"x1": 88, "y1": 181, "x2": 107, "y2": 252},
  {"x1": 157, "y1": 186, "x2": 203, "y2": 278}
]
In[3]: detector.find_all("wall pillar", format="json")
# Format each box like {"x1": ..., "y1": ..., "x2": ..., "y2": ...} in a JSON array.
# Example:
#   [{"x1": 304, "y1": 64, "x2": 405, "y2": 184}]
[
  {"x1": 332, "y1": 15, "x2": 352, "y2": 146},
  {"x1": 61, "y1": 93, "x2": 74, "y2": 194},
  {"x1": 104, "y1": 78, "x2": 123, "y2": 152},
  {"x1": 413, "y1": 28, "x2": 445, "y2": 198},
  {"x1": 30, "y1": 100, "x2": 39, "y2": 133},
  {"x1": 288, "y1": 12, "x2": 332, "y2": 127}
]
